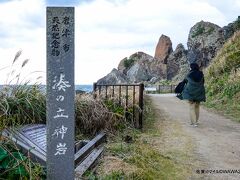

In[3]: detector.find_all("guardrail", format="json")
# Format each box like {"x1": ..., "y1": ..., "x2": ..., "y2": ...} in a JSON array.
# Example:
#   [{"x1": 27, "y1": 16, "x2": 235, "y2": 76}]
[
  {"x1": 145, "y1": 85, "x2": 177, "y2": 94},
  {"x1": 93, "y1": 83, "x2": 144, "y2": 129}
]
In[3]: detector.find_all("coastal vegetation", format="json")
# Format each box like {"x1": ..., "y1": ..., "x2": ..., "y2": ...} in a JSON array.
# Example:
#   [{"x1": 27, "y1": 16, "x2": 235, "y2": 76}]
[
  {"x1": 0, "y1": 52, "x2": 141, "y2": 179},
  {"x1": 75, "y1": 94, "x2": 127, "y2": 136},
  {"x1": 0, "y1": 52, "x2": 46, "y2": 179},
  {"x1": 123, "y1": 57, "x2": 136, "y2": 69},
  {"x1": 0, "y1": 51, "x2": 45, "y2": 132},
  {"x1": 86, "y1": 97, "x2": 190, "y2": 179},
  {"x1": 233, "y1": 16, "x2": 240, "y2": 30},
  {"x1": 191, "y1": 24, "x2": 215, "y2": 38},
  {"x1": 0, "y1": 88, "x2": 136, "y2": 179},
  {"x1": 191, "y1": 24, "x2": 205, "y2": 38},
  {"x1": 204, "y1": 31, "x2": 240, "y2": 122},
  {"x1": 0, "y1": 84, "x2": 46, "y2": 131}
]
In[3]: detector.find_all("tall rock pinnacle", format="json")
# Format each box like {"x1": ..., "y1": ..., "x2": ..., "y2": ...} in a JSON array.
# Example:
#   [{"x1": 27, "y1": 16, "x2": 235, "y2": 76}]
[{"x1": 154, "y1": 34, "x2": 173, "y2": 64}]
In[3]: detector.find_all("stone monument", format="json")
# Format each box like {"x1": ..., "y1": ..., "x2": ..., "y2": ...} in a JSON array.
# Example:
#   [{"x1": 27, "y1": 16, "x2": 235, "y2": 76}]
[{"x1": 46, "y1": 7, "x2": 75, "y2": 180}]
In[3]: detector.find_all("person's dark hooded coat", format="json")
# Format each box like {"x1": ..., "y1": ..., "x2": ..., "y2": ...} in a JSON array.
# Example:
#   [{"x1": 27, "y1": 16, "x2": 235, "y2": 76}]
[{"x1": 182, "y1": 63, "x2": 206, "y2": 102}]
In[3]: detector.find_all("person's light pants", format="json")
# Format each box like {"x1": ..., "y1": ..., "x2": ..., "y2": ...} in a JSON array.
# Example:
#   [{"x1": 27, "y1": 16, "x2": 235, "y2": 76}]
[{"x1": 189, "y1": 101, "x2": 200, "y2": 124}]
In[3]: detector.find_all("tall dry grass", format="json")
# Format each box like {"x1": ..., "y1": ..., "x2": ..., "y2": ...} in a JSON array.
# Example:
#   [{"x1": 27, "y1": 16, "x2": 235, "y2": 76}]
[
  {"x1": 0, "y1": 51, "x2": 45, "y2": 132},
  {"x1": 0, "y1": 51, "x2": 46, "y2": 179},
  {"x1": 0, "y1": 52, "x2": 144, "y2": 179},
  {"x1": 75, "y1": 93, "x2": 132, "y2": 136},
  {"x1": 93, "y1": 86, "x2": 142, "y2": 128}
]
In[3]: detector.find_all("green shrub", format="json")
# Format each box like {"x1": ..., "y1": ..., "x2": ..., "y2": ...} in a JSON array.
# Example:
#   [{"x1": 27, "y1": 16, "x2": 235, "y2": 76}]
[
  {"x1": 104, "y1": 99, "x2": 124, "y2": 116},
  {"x1": 123, "y1": 58, "x2": 135, "y2": 69},
  {"x1": 0, "y1": 140, "x2": 46, "y2": 179},
  {"x1": 206, "y1": 27, "x2": 215, "y2": 35},
  {"x1": 233, "y1": 16, "x2": 240, "y2": 30},
  {"x1": 191, "y1": 25, "x2": 205, "y2": 38}
]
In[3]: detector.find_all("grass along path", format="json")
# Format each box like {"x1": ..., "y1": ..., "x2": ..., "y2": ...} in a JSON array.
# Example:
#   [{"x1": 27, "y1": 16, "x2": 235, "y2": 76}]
[
  {"x1": 148, "y1": 94, "x2": 240, "y2": 180},
  {"x1": 89, "y1": 96, "x2": 200, "y2": 179}
]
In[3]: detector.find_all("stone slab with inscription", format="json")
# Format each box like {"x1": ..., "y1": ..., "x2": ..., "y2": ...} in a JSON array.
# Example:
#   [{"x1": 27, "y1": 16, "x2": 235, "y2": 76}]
[
  {"x1": 1, "y1": 124, "x2": 106, "y2": 178},
  {"x1": 1, "y1": 124, "x2": 92, "y2": 164},
  {"x1": 20, "y1": 124, "x2": 47, "y2": 152},
  {"x1": 1, "y1": 124, "x2": 47, "y2": 165}
]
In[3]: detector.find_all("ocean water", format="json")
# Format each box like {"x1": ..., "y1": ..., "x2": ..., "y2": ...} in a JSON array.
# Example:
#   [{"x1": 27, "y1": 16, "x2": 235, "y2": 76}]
[
  {"x1": 0, "y1": 84, "x2": 93, "y2": 93},
  {"x1": 75, "y1": 85, "x2": 93, "y2": 92}
]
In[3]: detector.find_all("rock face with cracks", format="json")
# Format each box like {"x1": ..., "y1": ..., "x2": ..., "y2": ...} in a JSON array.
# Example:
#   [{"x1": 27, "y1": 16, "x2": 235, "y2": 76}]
[
  {"x1": 97, "y1": 68, "x2": 128, "y2": 85},
  {"x1": 154, "y1": 34, "x2": 173, "y2": 64},
  {"x1": 187, "y1": 21, "x2": 224, "y2": 68}
]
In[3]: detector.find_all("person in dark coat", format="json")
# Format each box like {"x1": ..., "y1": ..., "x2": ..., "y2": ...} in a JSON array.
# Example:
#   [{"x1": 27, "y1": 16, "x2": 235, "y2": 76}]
[{"x1": 182, "y1": 63, "x2": 206, "y2": 127}]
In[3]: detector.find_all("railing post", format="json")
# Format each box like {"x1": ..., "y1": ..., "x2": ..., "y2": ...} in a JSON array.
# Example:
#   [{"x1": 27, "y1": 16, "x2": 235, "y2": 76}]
[
  {"x1": 119, "y1": 85, "x2": 122, "y2": 105},
  {"x1": 124, "y1": 86, "x2": 129, "y2": 121},
  {"x1": 112, "y1": 85, "x2": 115, "y2": 97},
  {"x1": 99, "y1": 86, "x2": 101, "y2": 96},
  {"x1": 105, "y1": 85, "x2": 108, "y2": 99},
  {"x1": 133, "y1": 86, "x2": 136, "y2": 125},
  {"x1": 93, "y1": 82, "x2": 97, "y2": 99},
  {"x1": 138, "y1": 83, "x2": 144, "y2": 129},
  {"x1": 125, "y1": 86, "x2": 128, "y2": 107}
]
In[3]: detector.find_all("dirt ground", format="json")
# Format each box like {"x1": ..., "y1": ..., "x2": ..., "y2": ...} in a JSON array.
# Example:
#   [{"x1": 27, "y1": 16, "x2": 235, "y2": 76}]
[{"x1": 149, "y1": 94, "x2": 240, "y2": 180}]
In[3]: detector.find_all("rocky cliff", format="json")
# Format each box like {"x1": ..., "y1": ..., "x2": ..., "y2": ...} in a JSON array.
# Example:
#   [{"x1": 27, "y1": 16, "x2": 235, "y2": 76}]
[
  {"x1": 154, "y1": 35, "x2": 173, "y2": 64},
  {"x1": 187, "y1": 21, "x2": 224, "y2": 68},
  {"x1": 222, "y1": 16, "x2": 240, "y2": 40},
  {"x1": 97, "y1": 68, "x2": 128, "y2": 85},
  {"x1": 167, "y1": 43, "x2": 188, "y2": 81},
  {"x1": 97, "y1": 17, "x2": 240, "y2": 85}
]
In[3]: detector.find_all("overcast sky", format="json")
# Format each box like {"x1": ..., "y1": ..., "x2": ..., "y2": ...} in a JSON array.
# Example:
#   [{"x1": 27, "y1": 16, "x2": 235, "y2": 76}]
[{"x1": 0, "y1": 0, "x2": 239, "y2": 85}]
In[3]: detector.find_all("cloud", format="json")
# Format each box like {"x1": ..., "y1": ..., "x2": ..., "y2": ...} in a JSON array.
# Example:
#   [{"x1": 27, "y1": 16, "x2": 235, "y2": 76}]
[
  {"x1": 235, "y1": 0, "x2": 240, "y2": 8},
  {"x1": 74, "y1": 0, "x2": 230, "y2": 84},
  {"x1": 76, "y1": 0, "x2": 227, "y2": 51},
  {"x1": 0, "y1": 0, "x2": 44, "y2": 51},
  {"x1": 0, "y1": 0, "x2": 46, "y2": 84},
  {"x1": 0, "y1": 0, "x2": 239, "y2": 84}
]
